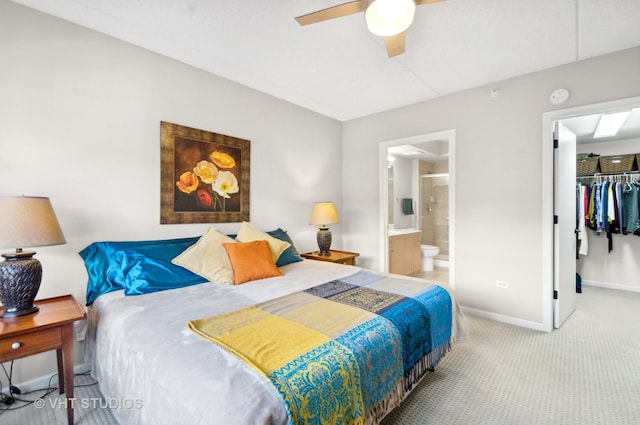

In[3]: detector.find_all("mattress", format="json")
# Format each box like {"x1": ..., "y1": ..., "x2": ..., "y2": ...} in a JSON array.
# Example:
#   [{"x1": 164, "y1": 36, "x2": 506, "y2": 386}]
[{"x1": 86, "y1": 260, "x2": 466, "y2": 425}]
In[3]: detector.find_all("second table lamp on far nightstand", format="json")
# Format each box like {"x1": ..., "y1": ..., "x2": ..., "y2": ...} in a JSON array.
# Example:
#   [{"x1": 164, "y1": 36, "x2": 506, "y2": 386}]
[{"x1": 309, "y1": 201, "x2": 339, "y2": 256}]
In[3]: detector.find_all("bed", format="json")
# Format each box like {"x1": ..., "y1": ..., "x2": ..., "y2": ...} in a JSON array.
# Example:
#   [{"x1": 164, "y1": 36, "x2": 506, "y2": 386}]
[{"x1": 81, "y1": 224, "x2": 467, "y2": 425}]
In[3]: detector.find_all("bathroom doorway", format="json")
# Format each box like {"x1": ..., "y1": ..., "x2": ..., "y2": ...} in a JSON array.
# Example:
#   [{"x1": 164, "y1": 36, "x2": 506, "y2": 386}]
[{"x1": 379, "y1": 129, "x2": 456, "y2": 289}]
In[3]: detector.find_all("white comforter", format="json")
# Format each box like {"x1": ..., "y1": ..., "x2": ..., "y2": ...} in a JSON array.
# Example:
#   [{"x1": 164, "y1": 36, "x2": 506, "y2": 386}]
[{"x1": 86, "y1": 260, "x2": 466, "y2": 425}]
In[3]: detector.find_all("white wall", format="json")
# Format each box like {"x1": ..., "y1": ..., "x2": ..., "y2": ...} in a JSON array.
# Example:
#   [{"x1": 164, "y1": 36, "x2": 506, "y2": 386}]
[
  {"x1": 0, "y1": 2, "x2": 342, "y2": 384},
  {"x1": 342, "y1": 46, "x2": 640, "y2": 328},
  {"x1": 577, "y1": 138, "x2": 640, "y2": 291}
]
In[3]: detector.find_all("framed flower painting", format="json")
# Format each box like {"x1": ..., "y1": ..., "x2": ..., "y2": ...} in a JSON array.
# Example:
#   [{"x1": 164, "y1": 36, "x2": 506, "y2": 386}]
[{"x1": 160, "y1": 121, "x2": 250, "y2": 224}]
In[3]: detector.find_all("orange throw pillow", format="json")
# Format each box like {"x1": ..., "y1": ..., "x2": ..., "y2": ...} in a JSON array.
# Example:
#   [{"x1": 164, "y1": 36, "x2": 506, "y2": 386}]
[{"x1": 223, "y1": 240, "x2": 283, "y2": 285}]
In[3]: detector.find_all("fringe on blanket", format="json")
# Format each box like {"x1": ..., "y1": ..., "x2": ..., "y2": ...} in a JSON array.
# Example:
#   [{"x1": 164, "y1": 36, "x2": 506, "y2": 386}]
[
  {"x1": 364, "y1": 339, "x2": 452, "y2": 425},
  {"x1": 405, "y1": 339, "x2": 452, "y2": 391},
  {"x1": 364, "y1": 381, "x2": 405, "y2": 425}
]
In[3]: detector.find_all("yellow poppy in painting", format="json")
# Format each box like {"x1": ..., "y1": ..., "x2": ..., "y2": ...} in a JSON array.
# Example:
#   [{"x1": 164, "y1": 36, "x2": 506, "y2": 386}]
[
  {"x1": 213, "y1": 171, "x2": 239, "y2": 198},
  {"x1": 176, "y1": 171, "x2": 199, "y2": 194},
  {"x1": 193, "y1": 160, "x2": 218, "y2": 184},
  {"x1": 210, "y1": 151, "x2": 235, "y2": 169}
]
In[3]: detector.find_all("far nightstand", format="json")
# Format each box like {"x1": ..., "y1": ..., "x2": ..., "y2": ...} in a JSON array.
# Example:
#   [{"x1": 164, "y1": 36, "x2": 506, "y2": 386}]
[
  {"x1": 301, "y1": 250, "x2": 360, "y2": 266},
  {"x1": 0, "y1": 295, "x2": 86, "y2": 425}
]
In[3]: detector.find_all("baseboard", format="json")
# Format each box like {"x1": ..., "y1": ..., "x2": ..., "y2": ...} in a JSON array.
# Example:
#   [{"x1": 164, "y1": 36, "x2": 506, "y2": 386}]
[
  {"x1": 461, "y1": 283, "x2": 639, "y2": 334},
  {"x1": 461, "y1": 306, "x2": 550, "y2": 332},
  {"x1": 582, "y1": 280, "x2": 640, "y2": 292},
  {"x1": 1, "y1": 362, "x2": 91, "y2": 394}
]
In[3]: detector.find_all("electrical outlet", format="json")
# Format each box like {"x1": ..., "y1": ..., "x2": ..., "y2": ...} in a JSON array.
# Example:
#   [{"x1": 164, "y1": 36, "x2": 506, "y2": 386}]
[{"x1": 496, "y1": 280, "x2": 509, "y2": 289}]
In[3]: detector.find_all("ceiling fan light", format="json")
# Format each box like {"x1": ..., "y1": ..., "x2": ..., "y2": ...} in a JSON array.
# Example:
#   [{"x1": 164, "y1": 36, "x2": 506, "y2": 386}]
[{"x1": 366, "y1": 0, "x2": 416, "y2": 37}]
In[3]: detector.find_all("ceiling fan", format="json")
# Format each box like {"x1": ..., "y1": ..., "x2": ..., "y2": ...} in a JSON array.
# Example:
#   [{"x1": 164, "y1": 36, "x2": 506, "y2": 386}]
[{"x1": 295, "y1": 0, "x2": 445, "y2": 58}]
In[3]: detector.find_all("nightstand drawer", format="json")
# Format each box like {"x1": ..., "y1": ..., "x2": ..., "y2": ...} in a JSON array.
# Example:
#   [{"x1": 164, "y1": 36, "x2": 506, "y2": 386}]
[{"x1": 0, "y1": 327, "x2": 62, "y2": 361}]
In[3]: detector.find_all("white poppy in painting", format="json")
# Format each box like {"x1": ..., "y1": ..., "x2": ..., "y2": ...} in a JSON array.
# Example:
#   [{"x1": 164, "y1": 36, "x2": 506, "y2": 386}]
[
  {"x1": 213, "y1": 171, "x2": 239, "y2": 198},
  {"x1": 193, "y1": 160, "x2": 218, "y2": 184}
]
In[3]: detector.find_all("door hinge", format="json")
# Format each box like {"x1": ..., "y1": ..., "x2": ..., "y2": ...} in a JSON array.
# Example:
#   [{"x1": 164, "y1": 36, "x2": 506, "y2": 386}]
[
  {"x1": 553, "y1": 290, "x2": 558, "y2": 300},
  {"x1": 553, "y1": 137, "x2": 558, "y2": 149},
  {"x1": 554, "y1": 215, "x2": 558, "y2": 224}
]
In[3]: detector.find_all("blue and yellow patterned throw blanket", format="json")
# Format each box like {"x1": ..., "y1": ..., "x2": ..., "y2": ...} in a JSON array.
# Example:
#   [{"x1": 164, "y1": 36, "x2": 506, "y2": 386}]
[{"x1": 188, "y1": 270, "x2": 452, "y2": 425}]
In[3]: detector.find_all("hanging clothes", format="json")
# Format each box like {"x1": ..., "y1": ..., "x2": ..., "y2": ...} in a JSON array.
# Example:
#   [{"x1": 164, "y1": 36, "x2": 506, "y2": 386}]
[
  {"x1": 578, "y1": 174, "x2": 640, "y2": 255},
  {"x1": 624, "y1": 182, "x2": 640, "y2": 234},
  {"x1": 577, "y1": 184, "x2": 589, "y2": 256},
  {"x1": 586, "y1": 182, "x2": 597, "y2": 230}
]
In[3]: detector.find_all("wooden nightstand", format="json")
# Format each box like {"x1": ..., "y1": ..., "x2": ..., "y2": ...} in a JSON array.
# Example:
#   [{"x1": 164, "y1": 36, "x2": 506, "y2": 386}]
[
  {"x1": 0, "y1": 295, "x2": 86, "y2": 425},
  {"x1": 301, "y1": 250, "x2": 360, "y2": 266}
]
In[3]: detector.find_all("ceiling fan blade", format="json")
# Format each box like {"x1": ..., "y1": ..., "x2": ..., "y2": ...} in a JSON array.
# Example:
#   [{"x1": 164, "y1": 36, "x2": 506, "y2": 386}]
[
  {"x1": 295, "y1": 1, "x2": 366, "y2": 26},
  {"x1": 384, "y1": 33, "x2": 405, "y2": 57},
  {"x1": 415, "y1": 0, "x2": 446, "y2": 4}
]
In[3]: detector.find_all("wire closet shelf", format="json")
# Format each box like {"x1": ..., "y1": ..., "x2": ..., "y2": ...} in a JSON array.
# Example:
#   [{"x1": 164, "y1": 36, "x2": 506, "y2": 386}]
[{"x1": 576, "y1": 171, "x2": 640, "y2": 183}]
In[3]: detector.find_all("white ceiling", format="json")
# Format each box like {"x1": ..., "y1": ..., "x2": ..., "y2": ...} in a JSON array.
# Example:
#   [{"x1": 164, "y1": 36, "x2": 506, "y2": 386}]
[{"x1": 9, "y1": 0, "x2": 640, "y2": 123}]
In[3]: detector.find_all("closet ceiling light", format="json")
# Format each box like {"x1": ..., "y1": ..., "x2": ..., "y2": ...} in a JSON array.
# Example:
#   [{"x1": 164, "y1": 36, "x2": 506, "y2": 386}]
[{"x1": 593, "y1": 111, "x2": 631, "y2": 138}]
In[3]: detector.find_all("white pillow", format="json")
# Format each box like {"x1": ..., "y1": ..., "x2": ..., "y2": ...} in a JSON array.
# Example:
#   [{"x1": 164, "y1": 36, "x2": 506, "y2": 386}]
[
  {"x1": 172, "y1": 227, "x2": 237, "y2": 284},
  {"x1": 235, "y1": 222, "x2": 291, "y2": 262}
]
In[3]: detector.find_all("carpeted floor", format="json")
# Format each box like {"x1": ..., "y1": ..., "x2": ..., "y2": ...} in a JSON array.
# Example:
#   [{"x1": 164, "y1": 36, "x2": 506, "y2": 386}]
[
  {"x1": 2, "y1": 286, "x2": 638, "y2": 425},
  {"x1": 382, "y1": 286, "x2": 640, "y2": 425},
  {"x1": 0, "y1": 373, "x2": 118, "y2": 425}
]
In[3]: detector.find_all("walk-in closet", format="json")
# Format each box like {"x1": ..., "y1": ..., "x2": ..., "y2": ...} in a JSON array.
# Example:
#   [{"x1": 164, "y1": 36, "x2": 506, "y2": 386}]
[{"x1": 574, "y1": 141, "x2": 640, "y2": 292}]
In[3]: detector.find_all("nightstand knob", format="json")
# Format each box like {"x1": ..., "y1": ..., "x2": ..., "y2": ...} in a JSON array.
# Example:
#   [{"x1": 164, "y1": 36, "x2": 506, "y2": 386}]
[{"x1": 11, "y1": 342, "x2": 21, "y2": 350}]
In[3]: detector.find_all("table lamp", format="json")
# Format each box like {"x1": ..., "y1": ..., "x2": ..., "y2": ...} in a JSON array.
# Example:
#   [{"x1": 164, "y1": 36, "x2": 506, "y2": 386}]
[
  {"x1": 309, "y1": 201, "x2": 339, "y2": 256},
  {"x1": 0, "y1": 196, "x2": 66, "y2": 318}
]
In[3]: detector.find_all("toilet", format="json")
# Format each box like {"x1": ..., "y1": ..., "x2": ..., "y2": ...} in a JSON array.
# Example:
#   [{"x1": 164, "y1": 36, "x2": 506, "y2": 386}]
[{"x1": 421, "y1": 244, "x2": 440, "y2": 271}]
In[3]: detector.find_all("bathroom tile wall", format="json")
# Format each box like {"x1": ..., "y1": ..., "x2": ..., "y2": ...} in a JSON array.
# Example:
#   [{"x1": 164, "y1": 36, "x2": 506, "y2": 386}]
[{"x1": 419, "y1": 160, "x2": 449, "y2": 257}]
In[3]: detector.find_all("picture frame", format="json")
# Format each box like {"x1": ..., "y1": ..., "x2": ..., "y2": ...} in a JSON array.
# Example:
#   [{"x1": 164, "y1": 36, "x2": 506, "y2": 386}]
[{"x1": 160, "y1": 121, "x2": 250, "y2": 224}]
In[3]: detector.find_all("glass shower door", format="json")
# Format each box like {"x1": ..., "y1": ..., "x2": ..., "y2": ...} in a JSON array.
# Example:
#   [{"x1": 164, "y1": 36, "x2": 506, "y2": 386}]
[{"x1": 420, "y1": 174, "x2": 449, "y2": 259}]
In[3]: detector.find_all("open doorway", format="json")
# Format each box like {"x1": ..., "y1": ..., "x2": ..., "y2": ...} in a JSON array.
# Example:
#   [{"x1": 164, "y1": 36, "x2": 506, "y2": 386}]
[
  {"x1": 379, "y1": 129, "x2": 456, "y2": 289},
  {"x1": 542, "y1": 96, "x2": 640, "y2": 330}
]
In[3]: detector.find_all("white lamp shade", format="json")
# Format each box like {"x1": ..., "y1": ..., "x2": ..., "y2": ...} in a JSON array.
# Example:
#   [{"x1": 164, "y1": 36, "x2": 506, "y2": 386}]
[
  {"x1": 309, "y1": 202, "x2": 339, "y2": 227},
  {"x1": 0, "y1": 196, "x2": 66, "y2": 250},
  {"x1": 365, "y1": 0, "x2": 416, "y2": 37}
]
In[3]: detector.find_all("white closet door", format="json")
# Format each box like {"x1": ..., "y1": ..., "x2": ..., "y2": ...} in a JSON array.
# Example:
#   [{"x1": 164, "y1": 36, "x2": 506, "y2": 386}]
[{"x1": 553, "y1": 121, "x2": 577, "y2": 328}]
